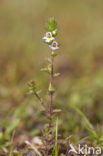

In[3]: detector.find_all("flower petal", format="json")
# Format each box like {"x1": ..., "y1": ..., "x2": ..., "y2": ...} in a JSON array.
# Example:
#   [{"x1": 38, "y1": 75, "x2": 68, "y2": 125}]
[{"x1": 42, "y1": 37, "x2": 47, "y2": 39}]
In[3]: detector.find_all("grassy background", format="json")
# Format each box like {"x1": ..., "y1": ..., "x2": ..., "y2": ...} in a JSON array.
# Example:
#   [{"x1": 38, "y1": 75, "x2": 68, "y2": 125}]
[{"x1": 0, "y1": 0, "x2": 103, "y2": 145}]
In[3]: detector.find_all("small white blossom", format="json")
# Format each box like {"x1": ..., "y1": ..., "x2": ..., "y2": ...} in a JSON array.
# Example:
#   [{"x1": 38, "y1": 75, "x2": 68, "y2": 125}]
[
  {"x1": 42, "y1": 32, "x2": 54, "y2": 43},
  {"x1": 49, "y1": 41, "x2": 59, "y2": 50}
]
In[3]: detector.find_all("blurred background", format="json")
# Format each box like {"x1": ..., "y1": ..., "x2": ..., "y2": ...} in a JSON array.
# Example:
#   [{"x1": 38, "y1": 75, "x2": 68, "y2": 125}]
[{"x1": 0, "y1": 0, "x2": 103, "y2": 143}]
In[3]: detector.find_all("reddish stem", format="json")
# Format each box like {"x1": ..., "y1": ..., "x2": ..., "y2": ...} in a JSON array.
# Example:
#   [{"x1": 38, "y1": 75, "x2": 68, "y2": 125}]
[{"x1": 49, "y1": 57, "x2": 53, "y2": 115}]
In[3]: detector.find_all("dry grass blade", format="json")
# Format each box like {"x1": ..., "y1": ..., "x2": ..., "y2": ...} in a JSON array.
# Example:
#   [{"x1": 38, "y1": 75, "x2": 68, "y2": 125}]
[{"x1": 25, "y1": 141, "x2": 42, "y2": 156}]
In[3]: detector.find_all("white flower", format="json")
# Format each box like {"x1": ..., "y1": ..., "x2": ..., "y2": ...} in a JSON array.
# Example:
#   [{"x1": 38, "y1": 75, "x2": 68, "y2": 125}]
[
  {"x1": 49, "y1": 41, "x2": 59, "y2": 50},
  {"x1": 42, "y1": 32, "x2": 54, "y2": 43}
]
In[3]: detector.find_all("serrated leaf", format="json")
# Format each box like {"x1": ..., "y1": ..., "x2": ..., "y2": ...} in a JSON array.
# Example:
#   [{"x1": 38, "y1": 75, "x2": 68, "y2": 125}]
[
  {"x1": 40, "y1": 68, "x2": 49, "y2": 73},
  {"x1": 51, "y1": 51, "x2": 57, "y2": 58},
  {"x1": 45, "y1": 57, "x2": 51, "y2": 63},
  {"x1": 28, "y1": 90, "x2": 34, "y2": 94},
  {"x1": 54, "y1": 73, "x2": 60, "y2": 77},
  {"x1": 53, "y1": 109, "x2": 62, "y2": 113},
  {"x1": 28, "y1": 80, "x2": 36, "y2": 91},
  {"x1": 49, "y1": 83, "x2": 55, "y2": 93},
  {"x1": 46, "y1": 17, "x2": 57, "y2": 31},
  {"x1": 37, "y1": 89, "x2": 42, "y2": 94}
]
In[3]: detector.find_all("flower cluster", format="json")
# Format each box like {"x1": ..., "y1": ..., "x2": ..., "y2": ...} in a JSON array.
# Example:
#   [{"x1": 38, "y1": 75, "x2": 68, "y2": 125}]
[{"x1": 42, "y1": 31, "x2": 59, "y2": 51}]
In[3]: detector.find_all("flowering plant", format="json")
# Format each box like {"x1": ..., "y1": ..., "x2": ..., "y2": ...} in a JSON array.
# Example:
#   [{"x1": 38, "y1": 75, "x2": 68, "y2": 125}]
[
  {"x1": 42, "y1": 18, "x2": 59, "y2": 124},
  {"x1": 28, "y1": 17, "x2": 60, "y2": 155}
]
